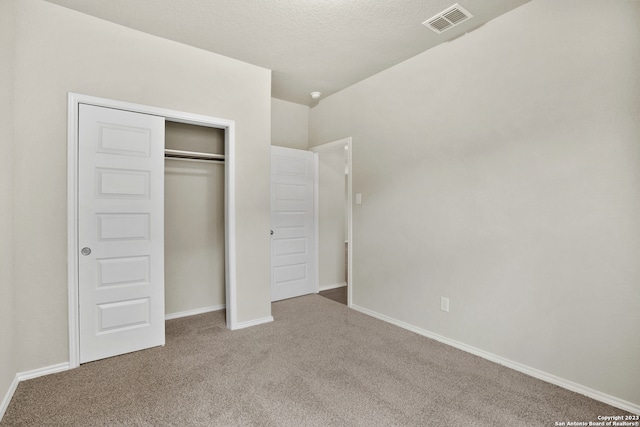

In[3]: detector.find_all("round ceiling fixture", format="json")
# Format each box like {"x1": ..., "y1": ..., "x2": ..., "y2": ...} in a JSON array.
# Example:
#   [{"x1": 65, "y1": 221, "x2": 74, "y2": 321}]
[{"x1": 310, "y1": 91, "x2": 321, "y2": 100}]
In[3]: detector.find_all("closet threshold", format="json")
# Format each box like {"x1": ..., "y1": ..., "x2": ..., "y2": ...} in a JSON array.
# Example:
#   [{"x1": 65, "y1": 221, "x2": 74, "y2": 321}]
[{"x1": 164, "y1": 148, "x2": 225, "y2": 162}]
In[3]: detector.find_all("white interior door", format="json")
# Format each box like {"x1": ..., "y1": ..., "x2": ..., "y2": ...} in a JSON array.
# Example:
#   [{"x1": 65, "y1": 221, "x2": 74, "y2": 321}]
[
  {"x1": 271, "y1": 146, "x2": 316, "y2": 301},
  {"x1": 78, "y1": 104, "x2": 165, "y2": 363}
]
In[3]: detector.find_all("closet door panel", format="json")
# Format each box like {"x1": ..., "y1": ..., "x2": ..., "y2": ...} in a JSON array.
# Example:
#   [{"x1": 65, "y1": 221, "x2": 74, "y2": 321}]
[{"x1": 78, "y1": 104, "x2": 165, "y2": 364}]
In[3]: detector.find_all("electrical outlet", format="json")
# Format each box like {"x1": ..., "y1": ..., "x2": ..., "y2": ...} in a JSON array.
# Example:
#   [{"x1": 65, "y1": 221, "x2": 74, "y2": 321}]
[{"x1": 440, "y1": 297, "x2": 450, "y2": 312}]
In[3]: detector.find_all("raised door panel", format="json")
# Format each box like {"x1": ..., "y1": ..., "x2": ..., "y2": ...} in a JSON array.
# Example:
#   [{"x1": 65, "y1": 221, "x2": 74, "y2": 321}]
[{"x1": 78, "y1": 104, "x2": 165, "y2": 364}]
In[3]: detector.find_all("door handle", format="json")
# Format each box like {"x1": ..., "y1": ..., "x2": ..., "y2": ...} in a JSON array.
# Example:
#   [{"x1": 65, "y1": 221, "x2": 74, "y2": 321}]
[
  {"x1": 270, "y1": 230, "x2": 274, "y2": 235},
  {"x1": 81, "y1": 247, "x2": 92, "y2": 256}
]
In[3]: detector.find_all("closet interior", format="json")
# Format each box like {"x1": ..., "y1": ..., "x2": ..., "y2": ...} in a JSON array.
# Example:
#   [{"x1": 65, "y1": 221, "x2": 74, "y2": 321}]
[{"x1": 164, "y1": 121, "x2": 226, "y2": 317}]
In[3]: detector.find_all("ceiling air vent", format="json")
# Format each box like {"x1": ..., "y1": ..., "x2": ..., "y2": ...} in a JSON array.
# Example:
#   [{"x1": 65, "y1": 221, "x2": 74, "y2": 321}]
[{"x1": 423, "y1": 4, "x2": 473, "y2": 34}]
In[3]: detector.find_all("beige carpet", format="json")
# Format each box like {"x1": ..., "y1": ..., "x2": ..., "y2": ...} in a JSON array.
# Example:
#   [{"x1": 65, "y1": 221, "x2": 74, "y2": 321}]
[{"x1": 2, "y1": 295, "x2": 627, "y2": 426}]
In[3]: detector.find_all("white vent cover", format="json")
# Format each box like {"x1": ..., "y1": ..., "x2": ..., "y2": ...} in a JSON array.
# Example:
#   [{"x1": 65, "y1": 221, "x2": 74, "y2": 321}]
[{"x1": 423, "y1": 4, "x2": 473, "y2": 34}]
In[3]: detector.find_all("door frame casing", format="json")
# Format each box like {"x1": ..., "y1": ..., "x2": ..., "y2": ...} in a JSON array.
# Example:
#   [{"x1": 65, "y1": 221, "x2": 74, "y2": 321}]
[
  {"x1": 310, "y1": 137, "x2": 353, "y2": 307},
  {"x1": 67, "y1": 93, "x2": 238, "y2": 368}
]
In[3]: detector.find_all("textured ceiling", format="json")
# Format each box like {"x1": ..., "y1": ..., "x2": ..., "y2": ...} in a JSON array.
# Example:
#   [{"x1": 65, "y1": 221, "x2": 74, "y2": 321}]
[{"x1": 43, "y1": 0, "x2": 531, "y2": 106}]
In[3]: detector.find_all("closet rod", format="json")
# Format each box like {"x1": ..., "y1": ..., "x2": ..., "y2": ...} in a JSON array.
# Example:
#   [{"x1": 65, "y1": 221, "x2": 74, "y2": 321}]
[
  {"x1": 164, "y1": 148, "x2": 225, "y2": 162},
  {"x1": 165, "y1": 157, "x2": 224, "y2": 165}
]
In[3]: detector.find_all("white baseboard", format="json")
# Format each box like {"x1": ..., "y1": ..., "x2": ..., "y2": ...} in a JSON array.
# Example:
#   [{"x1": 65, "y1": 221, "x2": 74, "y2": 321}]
[
  {"x1": 1, "y1": 362, "x2": 70, "y2": 422},
  {"x1": 0, "y1": 375, "x2": 18, "y2": 421},
  {"x1": 350, "y1": 304, "x2": 640, "y2": 415},
  {"x1": 319, "y1": 282, "x2": 347, "y2": 292},
  {"x1": 16, "y1": 362, "x2": 70, "y2": 382},
  {"x1": 165, "y1": 304, "x2": 225, "y2": 320},
  {"x1": 232, "y1": 316, "x2": 274, "y2": 330}
]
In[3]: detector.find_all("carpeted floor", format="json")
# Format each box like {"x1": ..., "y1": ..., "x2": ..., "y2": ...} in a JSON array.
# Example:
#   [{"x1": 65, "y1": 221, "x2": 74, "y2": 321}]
[{"x1": 1, "y1": 295, "x2": 627, "y2": 426}]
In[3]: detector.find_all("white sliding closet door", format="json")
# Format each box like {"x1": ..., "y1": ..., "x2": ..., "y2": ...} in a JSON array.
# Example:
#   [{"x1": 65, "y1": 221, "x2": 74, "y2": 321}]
[{"x1": 78, "y1": 104, "x2": 165, "y2": 363}]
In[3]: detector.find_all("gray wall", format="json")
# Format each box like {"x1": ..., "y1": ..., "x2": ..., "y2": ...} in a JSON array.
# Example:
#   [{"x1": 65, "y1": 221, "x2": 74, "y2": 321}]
[
  {"x1": 10, "y1": 0, "x2": 272, "y2": 374},
  {"x1": 0, "y1": 0, "x2": 17, "y2": 413},
  {"x1": 164, "y1": 122, "x2": 226, "y2": 315},
  {"x1": 271, "y1": 98, "x2": 309, "y2": 150},
  {"x1": 310, "y1": 0, "x2": 640, "y2": 407},
  {"x1": 318, "y1": 147, "x2": 347, "y2": 289}
]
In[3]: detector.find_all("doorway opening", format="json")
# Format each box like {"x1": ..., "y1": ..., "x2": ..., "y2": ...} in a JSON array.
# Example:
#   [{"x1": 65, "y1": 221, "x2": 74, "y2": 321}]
[
  {"x1": 164, "y1": 122, "x2": 226, "y2": 320},
  {"x1": 311, "y1": 137, "x2": 353, "y2": 307}
]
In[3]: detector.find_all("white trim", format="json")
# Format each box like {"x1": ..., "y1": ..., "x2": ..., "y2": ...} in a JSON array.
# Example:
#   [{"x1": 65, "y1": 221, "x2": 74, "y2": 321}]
[
  {"x1": 67, "y1": 93, "x2": 238, "y2": 369},
  {"x1": 232, "y1": 316, "x2": 274, "y2": 330},
  {"x1": 67, "y1": 95, "x2": 80, "y2": 369},
  {"x1": 0, "y1": 375, "x2": 18, "y2": 421},
  {"x1": 310, "y1": 137, "x2": 353, "y2": 307},
  {"x1": 346, "y1": 138, "x2": 353, "y2": 308},
  {"x1": 17, "y1": 363, "x2": 70, "y2": 382},
  {"x1": 1, "y1": 363, "x2": 71, "y2": 421},
  {"x1": 319, "y1": 282, "x2": 347, "y2": 292},
  {"x1": 313, "y1": 152, "x2": 320, "y2": 293},
  {"x1": 350, "y1": 304, "x2": 640, "y2": 415},
  {"x1": 165, "y1": 304, "x2": 225, "y2": 320},
  {"x1": 224, "y1": 120, "x2": 238, "y2": 330}
]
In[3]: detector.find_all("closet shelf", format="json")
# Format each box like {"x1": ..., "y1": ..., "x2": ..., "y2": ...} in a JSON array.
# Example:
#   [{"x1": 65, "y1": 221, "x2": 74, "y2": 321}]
[{"x1": 164, "y1": 148, "x2": 224, "y2": 162}]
